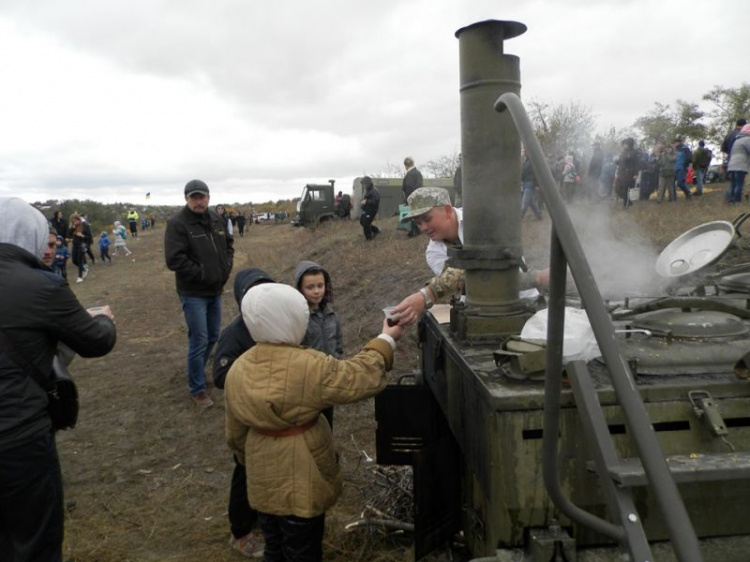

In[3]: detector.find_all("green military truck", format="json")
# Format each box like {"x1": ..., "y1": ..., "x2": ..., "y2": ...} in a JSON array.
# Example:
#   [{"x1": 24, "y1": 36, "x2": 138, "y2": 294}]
[{"x1": 293, "y1": 180, "x2": 349, "y2": 228}]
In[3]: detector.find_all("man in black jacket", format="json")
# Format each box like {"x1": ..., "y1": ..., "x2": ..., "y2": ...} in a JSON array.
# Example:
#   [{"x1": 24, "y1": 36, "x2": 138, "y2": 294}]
[
  {"x1": 164, "y1": 179, "x2": 234, "y2": 408},
  {"x1": 359, "y1": 176, "x2": 381, "y2": 241},
  {"x1": 402, "y1": 157, "x2": 424, "y2": 237},
  {"x1": 0, "y1": 197, "x2": 117, "y2": 562}
]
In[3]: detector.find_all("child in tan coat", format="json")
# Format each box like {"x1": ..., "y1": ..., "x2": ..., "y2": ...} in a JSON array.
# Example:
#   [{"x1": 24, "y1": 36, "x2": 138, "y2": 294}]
[{"x1": 225, "y1": 283, "x2": 403, "y2": 561}]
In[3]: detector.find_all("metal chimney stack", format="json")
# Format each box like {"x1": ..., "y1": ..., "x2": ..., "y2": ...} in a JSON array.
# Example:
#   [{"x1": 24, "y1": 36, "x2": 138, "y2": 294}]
[{"x1": 450, "y1": 20, "x2": 531, "y2": 341}]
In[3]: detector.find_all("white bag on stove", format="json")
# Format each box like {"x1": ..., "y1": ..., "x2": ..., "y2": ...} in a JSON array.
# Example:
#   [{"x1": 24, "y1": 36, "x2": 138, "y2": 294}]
[{"x1": 520, "y1": 307, "x2": 601, "y2": 363}]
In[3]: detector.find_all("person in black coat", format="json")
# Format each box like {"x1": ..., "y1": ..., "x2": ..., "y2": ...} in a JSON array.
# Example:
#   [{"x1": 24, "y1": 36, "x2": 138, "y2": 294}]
[
  {"x1": 359, "y1": 176, "x2": 381, "y2": 240},
  {"x1": 213, "y1": 267, "x2": 274, "y2": 557},
  {"x1": 164, "y1": 180, "x2": 234, "y2": 408},
  {"x1": 67, "y1": 212, "x2": 93, "y2": 282},
  {"x1": 402, "y1": 157, "x2": 424, "y2": 237},
  {"x1": 0, "y1": 197, "x2": 116, "y2": 562},
  {"x1": 50, "y1": 210, "x2": 67, "y2": 240}
]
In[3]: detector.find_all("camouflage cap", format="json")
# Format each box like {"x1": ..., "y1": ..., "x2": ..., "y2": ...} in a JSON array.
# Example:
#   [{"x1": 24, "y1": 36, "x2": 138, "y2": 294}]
[{"x1": 401, "y1": 187, "x2": 451, "y2": 221}]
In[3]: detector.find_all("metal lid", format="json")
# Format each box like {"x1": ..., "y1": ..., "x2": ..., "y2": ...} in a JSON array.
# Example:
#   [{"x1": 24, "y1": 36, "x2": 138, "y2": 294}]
[
  {"x1": 655, "y1": 221, "x2": 735, "y2": 278},
  {"x1": 633, "y1": 309, "x2": 749, "y2": 338}
]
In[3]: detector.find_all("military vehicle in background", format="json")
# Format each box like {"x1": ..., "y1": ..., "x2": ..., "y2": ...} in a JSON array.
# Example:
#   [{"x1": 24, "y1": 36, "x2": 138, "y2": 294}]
[{"x1": 292, "y1": 180, "x2": 343, "y2": 228}]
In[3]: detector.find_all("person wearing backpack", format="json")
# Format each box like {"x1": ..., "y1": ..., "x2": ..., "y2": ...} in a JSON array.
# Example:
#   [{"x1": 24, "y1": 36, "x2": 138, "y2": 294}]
[
  {"x1": 692, "y1": 140, "x2": 712, "y2": 196},
  {"x1": 673, "y1": 137, "x2": 693, "y2": 200},
  {"x1": 112, "y1": 221, "x2": 132, "y2": 257}
]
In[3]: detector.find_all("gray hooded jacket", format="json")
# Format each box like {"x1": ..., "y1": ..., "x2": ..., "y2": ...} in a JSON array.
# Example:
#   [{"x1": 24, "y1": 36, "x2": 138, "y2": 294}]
[{"x1": 294, "y1": 260, "x2": 343, "y2": 358}]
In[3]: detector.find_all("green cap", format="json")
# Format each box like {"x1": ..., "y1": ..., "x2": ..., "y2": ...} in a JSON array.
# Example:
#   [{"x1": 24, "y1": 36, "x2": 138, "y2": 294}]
[{"x1": 401, "y1": 187, "x2": 451, "y2": 221}]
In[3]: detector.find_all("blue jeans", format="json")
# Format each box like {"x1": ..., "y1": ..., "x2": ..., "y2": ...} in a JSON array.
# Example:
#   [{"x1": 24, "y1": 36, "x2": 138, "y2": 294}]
[
  {"x1": 179, "y1": 294, "x2": 222, "y2": 395},
  {"x1": 520, "y1": 182, "x2": 541, "y2": 218},
  {"x1": 728, "y1": 171, "x2": 747, "y2": 204},
  {"x1": 675, "y1": 168, "x2": 691, "y2": 197},
  {"x1": 693, "y1": 167, "x2": 705, "y2": 195}
]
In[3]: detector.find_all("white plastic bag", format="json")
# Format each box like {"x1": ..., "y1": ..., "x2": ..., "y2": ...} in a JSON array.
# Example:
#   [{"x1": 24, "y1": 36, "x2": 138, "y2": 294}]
[{"x1": 520, "y1": 307, "x2": 601, "y2": 363}]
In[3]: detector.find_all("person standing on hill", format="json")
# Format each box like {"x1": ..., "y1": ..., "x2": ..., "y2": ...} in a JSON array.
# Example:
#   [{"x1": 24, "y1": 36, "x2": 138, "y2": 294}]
[
  {"x1": 225, "y1": 283, "x2": 403, "y2": 562},
  {"x1": 165, "y1": 179, "x2": 234, "y2": 408},
  {"x1": 215, "y1": 205, "x2": 234, "y2": 239},
  {"x1": 236, "y1": 213, "x2": 247, "y2": 237},
  {"x1": 673, "y1": 137, "x2": 693, "y2": 200},
  {"x1": 127, "y1": 209, "x2": 139, "y2": 238},
  {"x1": 614, "y1": 138, "x2": 639, "y2": 208},
  {"x1": 657, "y1": 144, "x2": 677, "y2": 203},
  {"x1": 587, "y1": 143, "x2": 604, "y2": 202},
  {"x1": 52, "y1": 235, "x2": 69, "y2": 279},
  {"x1": 721, "y1": 118, "x2": 747, "y2": 169},
  {"x1": 98, "y1": 231, "x2": 112, "y2": 264},
  {"x1": 727, "y1": 124, "x2": 750, "y2": 205},
  {"x1": 402, "y1": 156, "x2": 423, "y2": 237},
  {"x1": 359, "y1": 176, "x2": 381, "y2": 241},
  {"x1": 453, "y1": 153, "x2": 463, "y2": 207},
  {"x1": 520, "y1": 154, "x2": 542, "y2": 220},
  {"x1": 49, "y1": 210, "x2": 67, "y2": 241},
  {"x1": 0, "y1": 197, "x2": 116, "y2": 562},
  {"x1": 67, "y1": 213, "x2": 92, "y2": 283},
  {"x1": 691, "y1": 140, "x2": 712, "y2": 196},
  {"x1": 112, "y1": 221, "x2": 132, "y2": 257},
  {"x1": 213, "y1": 268, "x2": 275, "y2": 558}
]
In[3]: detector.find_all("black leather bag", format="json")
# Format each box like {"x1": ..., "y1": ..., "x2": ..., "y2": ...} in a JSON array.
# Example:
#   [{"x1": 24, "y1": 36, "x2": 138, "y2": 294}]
[
  {"x1": 0, "y1": 330, "x2": 79, "y2": 431},
  {"x1": 46, "y1": 356, "x2": 80, "y2": 431}
]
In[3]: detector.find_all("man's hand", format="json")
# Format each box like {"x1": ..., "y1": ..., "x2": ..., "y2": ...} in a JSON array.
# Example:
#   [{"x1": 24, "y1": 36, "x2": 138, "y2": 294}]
[
  {"x1": 381, "y1": 319, "x2": 405, "y2": 341},
  {"x1": 391, "y1": 291, "x2": 427, "y2": 326}
]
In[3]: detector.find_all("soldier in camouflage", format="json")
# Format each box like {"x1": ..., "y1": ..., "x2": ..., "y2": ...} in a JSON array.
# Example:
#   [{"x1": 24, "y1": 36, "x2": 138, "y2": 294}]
[{"x1": 391, "y1": 187, "x2": 549, "y2": 326}]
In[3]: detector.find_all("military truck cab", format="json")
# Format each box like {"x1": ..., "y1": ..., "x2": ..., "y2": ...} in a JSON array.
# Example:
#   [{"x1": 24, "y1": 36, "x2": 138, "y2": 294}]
[{"x1": 293, "y1": 180, "x2": 336, "y2": 227}]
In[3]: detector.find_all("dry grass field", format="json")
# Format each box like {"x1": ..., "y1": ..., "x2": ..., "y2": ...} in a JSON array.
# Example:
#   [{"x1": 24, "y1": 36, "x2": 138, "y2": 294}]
[{"x1": 59, "y1": 181, "x2": 747, "y2": 561}]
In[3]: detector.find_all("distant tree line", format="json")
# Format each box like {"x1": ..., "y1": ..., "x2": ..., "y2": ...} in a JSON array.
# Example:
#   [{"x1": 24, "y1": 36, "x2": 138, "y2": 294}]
[{"x1": 33, "y1": 199, "x2": 176, "y2": 235}]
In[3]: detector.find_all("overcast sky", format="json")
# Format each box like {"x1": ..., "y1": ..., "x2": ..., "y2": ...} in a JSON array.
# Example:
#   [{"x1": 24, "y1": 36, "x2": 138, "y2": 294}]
[{"x1": 1, "y1": 0, "x2": 744, "y2": 207}]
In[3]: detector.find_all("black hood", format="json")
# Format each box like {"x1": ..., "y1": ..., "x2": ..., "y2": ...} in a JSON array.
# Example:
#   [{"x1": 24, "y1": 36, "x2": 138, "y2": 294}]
[{"x1": 233, "y1": 268, "x2": 275, "y2": 308}]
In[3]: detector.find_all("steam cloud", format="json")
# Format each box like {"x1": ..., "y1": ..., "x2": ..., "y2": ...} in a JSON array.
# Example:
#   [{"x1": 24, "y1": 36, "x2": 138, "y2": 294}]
[{"x1": 567, "y1": 206, "x2": 672, "y2": 300}]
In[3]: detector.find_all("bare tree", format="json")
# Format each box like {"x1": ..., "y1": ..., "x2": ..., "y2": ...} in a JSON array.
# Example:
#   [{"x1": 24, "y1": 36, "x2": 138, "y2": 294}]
[
  {"x1": 527, "y1": 100, "x2": 595, "y2": 158},
  {"x1": 634, "y1": 102, "x2": 674, "y2": 149},
  {"x1": 702, "y1": 83, "x2": 750, "y2": 147},
  {"x1": 421, "y1": 152, "x2": 460, "y2": 179},
  {"x1": 368, "y1": 162, "x2": 404, "y2": 179},
  {"x1": 673, "y1": 100, "x2": 706, "y2": 144}
]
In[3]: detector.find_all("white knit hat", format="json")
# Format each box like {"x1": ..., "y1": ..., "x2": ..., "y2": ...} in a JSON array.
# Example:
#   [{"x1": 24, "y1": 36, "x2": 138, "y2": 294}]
[{"x1": 242, "y1": 283, "x2": 309, "y2": 345}]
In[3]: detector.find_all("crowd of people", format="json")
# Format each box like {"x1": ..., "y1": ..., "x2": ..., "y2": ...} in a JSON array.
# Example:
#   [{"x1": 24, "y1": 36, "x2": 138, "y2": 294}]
[
  {"x1": 46, "y1": 211, "x2": 145, "y2": 284},
  {"x1": 517, "y1": 118, "x2": 750, "y2": 214}
]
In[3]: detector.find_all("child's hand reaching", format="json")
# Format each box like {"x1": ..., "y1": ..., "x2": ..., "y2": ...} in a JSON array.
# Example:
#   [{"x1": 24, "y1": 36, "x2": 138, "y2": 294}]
[{"x1": 381, "y1": 318, "x2": 405, "y2": 341}]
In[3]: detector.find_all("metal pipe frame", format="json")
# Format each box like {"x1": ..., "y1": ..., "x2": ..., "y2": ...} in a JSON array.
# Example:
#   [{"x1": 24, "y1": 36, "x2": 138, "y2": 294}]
[{"x1": 495, "y1": 92, "x2": 704, "y2": 562}]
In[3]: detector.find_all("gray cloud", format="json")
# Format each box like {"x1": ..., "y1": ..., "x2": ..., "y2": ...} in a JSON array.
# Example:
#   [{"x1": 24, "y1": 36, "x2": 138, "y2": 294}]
[{"x1": 0, "y1": 0, "x2": 745, "y2": 205}]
